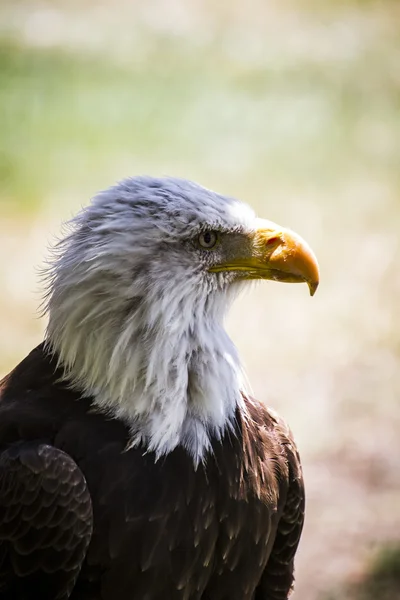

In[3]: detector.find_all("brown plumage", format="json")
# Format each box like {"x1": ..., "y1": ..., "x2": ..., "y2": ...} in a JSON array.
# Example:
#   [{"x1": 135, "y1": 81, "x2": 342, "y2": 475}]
[
  {"x1": 0, "y1": 345, "x2": 304, "y2": 600},
  {"x1": 0, "y1": 177, "x2": 317, "y2": 599}
]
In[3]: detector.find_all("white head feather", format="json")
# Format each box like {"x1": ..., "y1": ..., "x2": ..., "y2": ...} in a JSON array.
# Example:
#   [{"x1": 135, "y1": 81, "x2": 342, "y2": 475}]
[{"x1": 44, "y1": 176, "x2": 257, "y2": 464}]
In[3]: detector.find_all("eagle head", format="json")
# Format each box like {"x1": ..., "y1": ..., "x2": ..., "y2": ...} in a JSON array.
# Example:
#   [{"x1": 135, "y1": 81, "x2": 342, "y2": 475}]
[{"x1": 44, "y1": 177, "x2": 319, "y2": 463}]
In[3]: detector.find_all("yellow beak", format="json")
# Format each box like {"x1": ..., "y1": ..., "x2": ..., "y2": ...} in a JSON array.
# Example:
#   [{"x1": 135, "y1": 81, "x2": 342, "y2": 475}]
[{"x1": 209, "y1": 219, "x2": 320, "y2": 296}]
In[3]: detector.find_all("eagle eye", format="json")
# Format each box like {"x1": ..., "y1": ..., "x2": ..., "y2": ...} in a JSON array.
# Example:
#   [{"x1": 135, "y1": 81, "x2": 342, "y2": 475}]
[{"x1": 197, "y1": 230, "x2": 219, "y2": 250}]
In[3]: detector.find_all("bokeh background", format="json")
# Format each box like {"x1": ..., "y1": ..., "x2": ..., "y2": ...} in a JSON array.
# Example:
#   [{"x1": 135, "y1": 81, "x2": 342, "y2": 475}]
[{"x1": 1, "y1": 0, "x2": 400, "y2": 598}]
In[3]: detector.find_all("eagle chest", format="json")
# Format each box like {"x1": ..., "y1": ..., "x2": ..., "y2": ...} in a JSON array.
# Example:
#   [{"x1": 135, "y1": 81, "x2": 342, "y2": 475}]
[{"x1": 76, "y1": 434, "x2": 281, "y2": 600}]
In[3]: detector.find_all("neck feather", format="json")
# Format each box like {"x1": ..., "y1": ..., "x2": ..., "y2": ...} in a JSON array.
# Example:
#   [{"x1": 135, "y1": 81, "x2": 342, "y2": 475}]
[{"x1": 45, "y1": 272, "x2": 246, "y2": 464}]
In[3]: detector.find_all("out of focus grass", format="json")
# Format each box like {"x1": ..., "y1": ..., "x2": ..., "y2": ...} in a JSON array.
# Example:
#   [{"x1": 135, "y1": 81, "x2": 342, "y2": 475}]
[
  {"x1": 1, "y1": 2, "x2": 400, "y2": 213},
  {"x1": 326, "y1": 544, "x2": 400, "y2": 600},
  {"x1": 1, "y1": 1, "x2": 400, "y2": 599}
]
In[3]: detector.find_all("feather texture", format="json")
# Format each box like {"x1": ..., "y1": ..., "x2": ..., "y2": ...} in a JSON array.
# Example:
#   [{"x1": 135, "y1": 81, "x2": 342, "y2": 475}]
[
  {"x1": 0, "y1": 438, "x2": 92, "y2": 599},
  {"x1": 0, "y1": 176, "x2": 309, "y2": 598},
  {"x1": 0, "y1": 345, "x2": 304, "y2": 599},
  {"x1": 43, "y1": 177, "x2": 256, "y2": 462}
]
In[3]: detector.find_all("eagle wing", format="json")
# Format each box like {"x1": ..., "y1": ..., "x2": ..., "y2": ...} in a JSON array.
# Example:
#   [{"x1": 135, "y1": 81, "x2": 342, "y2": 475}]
[
  {"x1": 255, "y1": 410, "x2": 305, "y2": 600},
  {"x1": 0, "y1": 441, "x2": 93, "y2": 600}
]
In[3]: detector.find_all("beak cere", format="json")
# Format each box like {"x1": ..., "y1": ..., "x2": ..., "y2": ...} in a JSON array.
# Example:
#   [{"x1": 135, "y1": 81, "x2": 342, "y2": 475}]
[
  {"x1": 209, "y1": 219, "x2": 320, "y2": 296},
  {"x1": 254, "y1": 224, "x2": 320, "y2": 296}
]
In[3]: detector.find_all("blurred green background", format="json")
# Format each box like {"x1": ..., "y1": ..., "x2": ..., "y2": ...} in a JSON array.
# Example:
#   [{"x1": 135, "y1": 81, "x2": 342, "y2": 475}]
[{"x1": 1, "y1": 0, "x2": 400, "y2": 598}]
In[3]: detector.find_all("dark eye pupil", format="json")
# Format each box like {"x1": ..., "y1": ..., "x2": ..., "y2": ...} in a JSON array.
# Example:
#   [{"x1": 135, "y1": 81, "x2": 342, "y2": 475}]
[{"x1": 198, "y1": 230, "x2": 218, "y2": 249}]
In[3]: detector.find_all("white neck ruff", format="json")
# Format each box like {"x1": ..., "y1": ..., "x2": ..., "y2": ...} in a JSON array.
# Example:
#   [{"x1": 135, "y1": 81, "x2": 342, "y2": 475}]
[{"x1": 46, "y1": 269, "x2": 247, "y2": 465}]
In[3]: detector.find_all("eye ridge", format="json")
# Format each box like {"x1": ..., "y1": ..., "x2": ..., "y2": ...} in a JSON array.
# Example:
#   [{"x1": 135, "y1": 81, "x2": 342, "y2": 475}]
[{"x1": 198, "y1": 230, "x2": 219, "y2": 250}]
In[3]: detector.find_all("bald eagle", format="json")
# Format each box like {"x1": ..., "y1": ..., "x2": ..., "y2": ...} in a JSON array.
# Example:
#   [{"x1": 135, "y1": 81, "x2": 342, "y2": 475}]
[{"x1": 0, "y1": 177, "x2": 319, "y2": 600}]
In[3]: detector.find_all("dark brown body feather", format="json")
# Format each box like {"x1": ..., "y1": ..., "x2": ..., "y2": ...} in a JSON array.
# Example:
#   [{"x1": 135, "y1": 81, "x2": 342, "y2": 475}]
[{"x1": 0, "y1": 344, "x2": 304, "y2": 600}]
